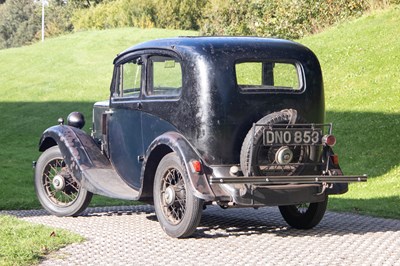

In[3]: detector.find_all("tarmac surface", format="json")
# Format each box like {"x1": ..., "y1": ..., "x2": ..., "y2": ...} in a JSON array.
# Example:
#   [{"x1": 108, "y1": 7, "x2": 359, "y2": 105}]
[{"x1": 3, "y1": 205, "x2": 400, "y2": 265}]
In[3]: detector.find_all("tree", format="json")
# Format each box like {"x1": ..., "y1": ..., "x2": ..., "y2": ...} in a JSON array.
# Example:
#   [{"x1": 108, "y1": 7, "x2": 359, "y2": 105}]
[
  {"x1": 0, "y1": 0, "x2": 40, "y2": 49},
  {"x1": 68, "y1": 0, "x2": 105, "y2": 8}
]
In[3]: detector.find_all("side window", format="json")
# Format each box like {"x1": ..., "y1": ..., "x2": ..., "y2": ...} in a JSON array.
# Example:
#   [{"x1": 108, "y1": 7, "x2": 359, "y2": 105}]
[
  {"x1": 235, "y1": 61, "x2": 303, "y2": 92},
  {"x1": 147, "y1": 55, "x2": 182, "y2": 97},
  {"x1": 118, "y1": 57, "x2": 142, "y2": 98}
]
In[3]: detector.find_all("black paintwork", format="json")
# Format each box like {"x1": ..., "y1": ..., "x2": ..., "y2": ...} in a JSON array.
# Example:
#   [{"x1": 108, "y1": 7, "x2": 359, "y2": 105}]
[
  {"x1": 38, "y1": 36, "x2": 365, "y2": 205},
  {"x1": 114, "y1": 37, "x2": 324, "y2": 166}
]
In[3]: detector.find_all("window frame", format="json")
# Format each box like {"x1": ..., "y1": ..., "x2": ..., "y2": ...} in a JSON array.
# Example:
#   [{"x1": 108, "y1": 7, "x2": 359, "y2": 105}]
[
  {"x1": 235, "y1": 59, "x2": 306, "y2": 94},
  {"x1": 112, "y1": 54, "x2": 145, "y2": 102},
  {"x1": 144, "y1": 54, "x2": 183, "y2": 99},
  {"x1": 111, "y1": 50, "x2": 183, "y2": 103}
]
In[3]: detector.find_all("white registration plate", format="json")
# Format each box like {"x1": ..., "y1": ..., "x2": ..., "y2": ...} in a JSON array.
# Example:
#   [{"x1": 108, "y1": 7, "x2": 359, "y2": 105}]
[{"x1": 263, "y1": 129, "x2": 322, "y2": 145}]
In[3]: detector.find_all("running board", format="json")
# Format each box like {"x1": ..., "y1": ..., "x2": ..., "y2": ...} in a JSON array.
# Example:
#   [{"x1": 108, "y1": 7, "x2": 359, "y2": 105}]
[
  {"x1": 82, "y1": 168, "x2": 139, "y2": 200},
  {"x1": 209, "y1": 175, "x2": 367, "y2": 185}
]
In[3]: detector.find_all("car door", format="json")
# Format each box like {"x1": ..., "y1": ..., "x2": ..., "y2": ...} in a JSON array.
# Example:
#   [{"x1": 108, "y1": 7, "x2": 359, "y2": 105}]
[
  {"x1": 140, "y1": 53, "x2": 184, "y2": 149},
  {"x1": 107, "y1": 54, "x2": 144, "y2": 190}
]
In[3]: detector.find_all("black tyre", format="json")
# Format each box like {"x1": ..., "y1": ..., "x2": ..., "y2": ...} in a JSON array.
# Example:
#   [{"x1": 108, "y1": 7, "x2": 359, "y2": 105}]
[
  {"x1": 240, "y1": 109, "x2": 311, "y2": 176},
  {"x1": 153, "y1": 152, "x2": 203, "y2": 238},
  {"x1": 279, "y1": 197, "x2": 328, "y2": 229},
  {"x1": 34, "y1": 146, "x2": 92, "y2": 216}
]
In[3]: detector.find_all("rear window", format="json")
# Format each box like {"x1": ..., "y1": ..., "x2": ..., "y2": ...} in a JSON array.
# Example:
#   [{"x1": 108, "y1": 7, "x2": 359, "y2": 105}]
[{"x1": 235, "y1": 61, "x2": 303, "y2": 92}]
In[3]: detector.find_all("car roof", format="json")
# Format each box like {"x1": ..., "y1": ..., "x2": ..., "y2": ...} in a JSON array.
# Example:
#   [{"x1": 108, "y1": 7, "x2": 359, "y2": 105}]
[{"x1": 114, "y1": 36, "x2": 314, "y2": 63}]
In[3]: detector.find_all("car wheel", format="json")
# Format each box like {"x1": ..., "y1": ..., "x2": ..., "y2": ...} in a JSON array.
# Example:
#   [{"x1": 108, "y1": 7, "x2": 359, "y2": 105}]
[
  {"x1": 279, "y1": 197, "x2": 328, "y2": 229},
  {"x1": 240, "y1": 109, "x2": 311, "y2": 176},
  {"x1": 153, "y1": 152, "x2": 203, "y2": 238},
  {"x1": 34, "y1": 146, "x2": 92, "y2": 216}
]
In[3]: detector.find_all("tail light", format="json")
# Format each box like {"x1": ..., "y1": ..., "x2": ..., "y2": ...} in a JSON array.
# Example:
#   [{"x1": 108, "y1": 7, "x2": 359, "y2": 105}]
[
  {"x1": 330, "y1": 154, "x2": 339, "y2": 165},
  {"x1": 322, "y1": 134, "x2": 336, "y2": 147},
  {"x1": 190, "y1": 160, "x2": 202, "y2": 173}
]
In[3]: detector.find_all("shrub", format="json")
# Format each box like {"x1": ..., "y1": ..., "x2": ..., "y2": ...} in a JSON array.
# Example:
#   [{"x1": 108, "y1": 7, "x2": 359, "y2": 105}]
[
  {"x1": 71, "y1": 0, "x2": 206, "y2": 31},
  {"x1": 154, "y1": 0, "x2": 207, "y2": 30},
  {"x1": 72, "y1": 0, "x2": 157, "y2": 30},
  {"x1": 200, "y1": 0, "x2": 371, "y2": 39}
]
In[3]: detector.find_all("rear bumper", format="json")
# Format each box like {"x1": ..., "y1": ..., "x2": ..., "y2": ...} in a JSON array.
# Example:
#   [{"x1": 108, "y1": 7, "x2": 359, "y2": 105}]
[
  {"x1": 208, "y1": 174, "x2": 367, "y2": 206},
  {"x1": 209, "y1": 175, "x2": 367, "y2": 185}
]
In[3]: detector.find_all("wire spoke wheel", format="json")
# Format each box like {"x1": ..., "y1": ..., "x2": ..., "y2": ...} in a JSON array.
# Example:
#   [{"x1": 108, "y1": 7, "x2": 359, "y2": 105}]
[
  {"x1": 254, "y1": 141, "x2": 308, "y2": 176},
  {"x1": 161, "y1": 168, "x2": 187, "y2": 224},
  {"x1": 34, "y1": 146, "x2": 92, "y2": 217},
  {"x1": 241, "y1": 109, "x2": 314, "y2": 177},
  {"x1": 43, "y1": 158, "x2": 79, "y2": 206},
  {"x1": 154, "y1": 152, "x2": 203, "y2": 238}
]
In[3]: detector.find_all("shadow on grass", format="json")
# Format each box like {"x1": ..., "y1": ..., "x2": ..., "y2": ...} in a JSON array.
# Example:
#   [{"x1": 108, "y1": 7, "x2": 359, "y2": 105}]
[
  {"x1": 0, "y1": 101, "x2": 99, "y2": 211},
  {"x1": 326, "y1": 111, "x2": 400, "y2": 178},
  {"x1": 0, "y1": 101, "x2": 398, "y2": 210}
]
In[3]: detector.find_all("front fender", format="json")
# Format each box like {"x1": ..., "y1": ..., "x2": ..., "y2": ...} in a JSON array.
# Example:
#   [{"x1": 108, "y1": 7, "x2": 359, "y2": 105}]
[
  {"x1": 143, "y1": 131, "x2": 215, "y2": 201},
  {"x1": 39, "y1": 125, "x2": 109, "y2": 185}
]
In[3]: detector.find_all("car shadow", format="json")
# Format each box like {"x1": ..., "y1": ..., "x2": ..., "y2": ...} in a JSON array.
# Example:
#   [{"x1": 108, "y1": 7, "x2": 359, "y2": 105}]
[
  {"x1": 144, "y1": 204, "x2": 400, "y2": 239},
  {"x1": 191, "y1": 206, "x2": 400, "y2": 239},
  {"x1": 2, "y1": 204, "x2": 399, "y2": 239}
]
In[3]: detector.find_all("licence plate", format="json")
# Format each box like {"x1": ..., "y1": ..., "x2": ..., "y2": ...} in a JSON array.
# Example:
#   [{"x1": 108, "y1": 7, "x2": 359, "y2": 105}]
[{"x1": 263, "y1": 129, "x2": 322, "y2": 145}]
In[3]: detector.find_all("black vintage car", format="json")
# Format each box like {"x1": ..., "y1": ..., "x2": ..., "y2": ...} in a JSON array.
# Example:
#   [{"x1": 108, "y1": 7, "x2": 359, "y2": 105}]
[{"x1": 34, "y1": 37, "x2": 366, "y2": 238}]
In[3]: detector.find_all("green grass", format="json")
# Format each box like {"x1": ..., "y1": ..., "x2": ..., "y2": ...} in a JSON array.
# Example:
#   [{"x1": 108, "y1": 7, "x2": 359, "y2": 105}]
[
  {"x1": 0, "y1": 27, "x2": 197, "y2": 210},
  {"x1": 300, "y1": 7, "x2": 400, "y2": 218},
  {"x1": 0, "y1": 215, "x2": 84, "y2": 266},
  {"x1": 0, "y1": 8, "x2": 399, "y2": 219}
]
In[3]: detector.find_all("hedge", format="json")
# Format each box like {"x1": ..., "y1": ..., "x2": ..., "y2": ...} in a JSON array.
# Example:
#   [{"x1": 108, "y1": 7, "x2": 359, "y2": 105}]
[{"x1": 71, "y1": 0, "x2": 395, "y2": 39}]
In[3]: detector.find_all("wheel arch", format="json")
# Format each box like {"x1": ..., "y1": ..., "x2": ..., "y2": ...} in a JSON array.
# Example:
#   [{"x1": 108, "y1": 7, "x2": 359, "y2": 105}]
[
  {"x1": 39, "y1": 136, "x2": 57, "y2": 152},
  {"x1": 140, "y1": 131, "x2": 215, "y2": 202},
  {"x1": 140, "y1": 144, "x2": 173, "y2": 202}
]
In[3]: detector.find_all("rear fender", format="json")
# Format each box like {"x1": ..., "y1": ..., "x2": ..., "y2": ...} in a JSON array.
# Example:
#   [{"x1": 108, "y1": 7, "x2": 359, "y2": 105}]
[
  {"x1": 323, "y1": 146, "x2": 348, "y2": 195},
  {"x1": 142, "y1": 131, "x2": 215, "y2": 201}
]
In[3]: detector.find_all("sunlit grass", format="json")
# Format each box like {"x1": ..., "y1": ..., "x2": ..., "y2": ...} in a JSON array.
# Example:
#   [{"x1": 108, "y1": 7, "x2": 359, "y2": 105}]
[
  {"x1": 0, "y1": 27, "x2": 197, "y2": 210},
  {"x1": 0, "y1": 215, "x2": 84, "y2": 266},
  {"x1": 300, "y1": 7, "x2": 400, "y2": 218}
]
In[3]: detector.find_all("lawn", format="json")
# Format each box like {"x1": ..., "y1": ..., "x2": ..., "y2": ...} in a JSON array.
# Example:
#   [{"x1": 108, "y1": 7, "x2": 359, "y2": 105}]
[
  {"x1": 300, "y1": 7, "x2": 400, "y2": 218},
  {"x1": 0, "y1": 215, "x2": 83, "y2": 265},
  {"x1": 0, "y1": 27, "x2": 197, "y2": 210},
  {"x1": 0, "y1": 8, "x2": 399, "y2": 219}
]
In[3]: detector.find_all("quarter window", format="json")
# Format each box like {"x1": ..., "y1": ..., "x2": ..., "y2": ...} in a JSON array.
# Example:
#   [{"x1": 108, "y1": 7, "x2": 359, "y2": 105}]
[
  {"x1": 147, "y1": 56, "x2": 182, "y2": 97},
  {"x1": 235, "y1": 61, "x2": 303, "y2": 92}
]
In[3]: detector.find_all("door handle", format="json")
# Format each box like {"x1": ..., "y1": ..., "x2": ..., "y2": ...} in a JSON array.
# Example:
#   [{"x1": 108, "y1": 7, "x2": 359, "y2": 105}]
[{"x1": 137, "y1": 102, "x2": 143, "y2": 110}]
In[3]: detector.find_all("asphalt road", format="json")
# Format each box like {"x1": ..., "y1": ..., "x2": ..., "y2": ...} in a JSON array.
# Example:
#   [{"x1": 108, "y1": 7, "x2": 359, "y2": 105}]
[{"x1": 4, "y1": 205, "x2": 400, "y2": 265}]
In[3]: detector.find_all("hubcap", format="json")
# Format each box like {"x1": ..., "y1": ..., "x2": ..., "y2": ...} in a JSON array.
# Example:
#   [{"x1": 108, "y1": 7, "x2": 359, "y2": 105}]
[
  {"x1": 52, "y1": 174, "x2": 65, "y2": 191},
  {"x1": 275, "y1": 146, "x2": 294, "y2": 164},
  {"x1": 164, "y1": 186, "x2": 176, "y2": 206}
]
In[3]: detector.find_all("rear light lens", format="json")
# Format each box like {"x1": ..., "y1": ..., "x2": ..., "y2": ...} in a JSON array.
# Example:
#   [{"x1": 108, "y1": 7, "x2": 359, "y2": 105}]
[
  {"x1": 322, "y1": 134, "x2": 336, "y2": 147},
  {"x1": 190, "y1": 160, "x2": 202, "y2": 173}
]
